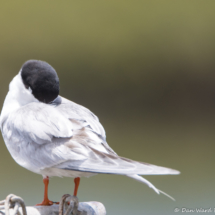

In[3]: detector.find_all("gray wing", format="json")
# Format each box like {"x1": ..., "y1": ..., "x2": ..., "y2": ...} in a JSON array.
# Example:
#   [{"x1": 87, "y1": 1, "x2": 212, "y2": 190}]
[
  {"x1": 52, "y1": 96, "x2": 116, "y2": 155},
  {"x1": 3, "y1": 96, "x2": 179, "y2": 176},
  {"x1": 54, "y1": 146, "x2": 179, "y2": 175},
  {"x1": 50, "y1": 96, "x2": 179, "y2": 175},
  {"x1": 2, "y1": 102, "x2": 89, "y2": 171},
  {"x1": 5, "y1": 102, "x2": 73, "y2": 144}
]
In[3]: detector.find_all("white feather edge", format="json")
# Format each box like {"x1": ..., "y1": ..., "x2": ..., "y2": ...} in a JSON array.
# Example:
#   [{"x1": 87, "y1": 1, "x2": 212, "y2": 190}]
[{"x1": 126, "y1": 174, "x2": 175, "y2": 201}]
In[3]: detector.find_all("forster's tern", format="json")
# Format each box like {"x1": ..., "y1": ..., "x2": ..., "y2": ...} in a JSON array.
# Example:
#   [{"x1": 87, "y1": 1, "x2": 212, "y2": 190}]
[{"x1": 0, "y1": 60, "x2": 179, "y2": 205}]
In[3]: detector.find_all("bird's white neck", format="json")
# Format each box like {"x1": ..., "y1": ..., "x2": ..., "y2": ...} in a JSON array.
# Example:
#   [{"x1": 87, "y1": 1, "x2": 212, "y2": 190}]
[{"x1": 0, "y1": 72, "x2": 39, "y2": 127}]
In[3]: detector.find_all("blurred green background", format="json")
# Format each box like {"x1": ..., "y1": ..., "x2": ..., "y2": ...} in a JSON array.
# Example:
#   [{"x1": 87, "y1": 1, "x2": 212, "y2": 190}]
[{"x1": 0, "y1": 1, "x2": 215, "y2": 214}]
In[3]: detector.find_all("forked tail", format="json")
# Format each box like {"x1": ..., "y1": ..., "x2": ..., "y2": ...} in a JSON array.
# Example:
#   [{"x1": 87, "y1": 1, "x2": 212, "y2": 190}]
[{"x1": 126, "y1": 174, "x2": 176, "y2": 201}]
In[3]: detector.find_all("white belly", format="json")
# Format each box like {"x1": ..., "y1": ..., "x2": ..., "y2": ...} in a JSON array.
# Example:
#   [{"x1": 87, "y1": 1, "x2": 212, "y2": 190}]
[{"x1": 40, "y1": 168, "x2": 96, "y2": 178}]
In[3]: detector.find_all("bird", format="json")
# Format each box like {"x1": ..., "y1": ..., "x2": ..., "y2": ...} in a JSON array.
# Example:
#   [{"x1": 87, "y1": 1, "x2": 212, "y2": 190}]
[{"x1": 0, "y1": 60, "x2": 180, "y2": 206}]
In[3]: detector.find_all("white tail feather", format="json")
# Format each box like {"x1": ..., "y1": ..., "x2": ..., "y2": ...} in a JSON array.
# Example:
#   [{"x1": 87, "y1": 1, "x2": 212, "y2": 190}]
[
  {"x1": 157, "y1": 189, "x2": 175, "y2": 201},
  {"x1": 127, "y1": 174, "x2": 175, "y2": 201}
]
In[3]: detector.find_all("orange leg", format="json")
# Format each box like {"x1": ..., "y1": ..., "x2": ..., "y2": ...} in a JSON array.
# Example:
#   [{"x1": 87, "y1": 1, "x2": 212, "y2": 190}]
[
  {"x1": 36, "y1": 176, "x2": 53, "y2": 206},
  {"x1": 73, "y1": 177, "x2": 80, "y2": 196}
]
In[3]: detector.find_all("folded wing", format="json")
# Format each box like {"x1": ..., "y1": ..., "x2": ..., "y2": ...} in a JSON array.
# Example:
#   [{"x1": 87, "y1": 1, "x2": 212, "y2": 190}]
[{"x1": 4, "y1": 96, "x2": 179, "y2": 177}]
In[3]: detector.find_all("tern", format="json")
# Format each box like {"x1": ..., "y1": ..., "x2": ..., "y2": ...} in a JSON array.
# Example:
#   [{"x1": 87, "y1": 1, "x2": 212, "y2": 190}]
[{"x1": 0, "y1": 60, "x2": 179, "y2": 205}]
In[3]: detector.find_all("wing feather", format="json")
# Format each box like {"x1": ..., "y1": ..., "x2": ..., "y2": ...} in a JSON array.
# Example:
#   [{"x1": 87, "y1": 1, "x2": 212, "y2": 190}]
[
  {"x1": 54, "y1": 146, "x2": 179, "y2": 175},
  {"x1": 5, "y1": 102, "x2": 73, "y2": 144},
  {"x1": 3, "y1": 95, "x2": 179, "y2": 177},
  {"x1": 53, "y1": 96, "x2": 116, "y2": 154}
]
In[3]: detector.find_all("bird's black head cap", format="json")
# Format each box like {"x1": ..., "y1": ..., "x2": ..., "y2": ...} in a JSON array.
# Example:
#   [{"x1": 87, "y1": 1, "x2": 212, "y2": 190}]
[{"x1": 21, "y1": 60, "x2": 59, "y2": 103}]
